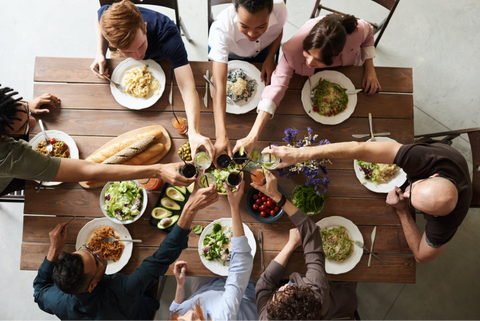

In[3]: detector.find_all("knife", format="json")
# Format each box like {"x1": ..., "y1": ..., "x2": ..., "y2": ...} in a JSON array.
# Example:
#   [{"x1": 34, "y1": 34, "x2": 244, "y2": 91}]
[
  {"x1": 352, "y1": 132, "x2": 391, "y2": 139},
  {"x1": 346, "y1": 89, "x2": 362, "y2": 95},
  {"x1": 368, "y1": 226, "x2": 377, "y2": 267},
  {"x1": 368, "y1": 113, "x2": 376, "y2": 142},
  {"x1": 204, "y1": 70, "x2": 209, "y2": 108},
  {"x1": 353, "y1": 240, "x2": 385, "y2": 264},
  {"x1": 259, "y1": 230, "x2": 264, "y2": 271}
]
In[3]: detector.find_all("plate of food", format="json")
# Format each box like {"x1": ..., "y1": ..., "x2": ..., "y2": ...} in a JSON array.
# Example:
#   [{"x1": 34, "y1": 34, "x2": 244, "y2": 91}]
[
  {"x1": 198, "y1": 218, "x2": 256, "y2": 276},
  {"x1": 209, "y1": 60, "x2": 265, "y2": 114},
  {"x1": 76, "y1": 217, "x2": 133, "y2": 275},
  {"x1": 353, "y1": 137, "x2": 407, "y2": 193},
  {"x1": 205, "y1": 163, "x2": 243, "y2": 195},
  {"x1": 29, "y1": 130, "x2": 79, "y2": 186},
  {"x1": 110, "y1": 58, "x2": 166, "y2": 110},
  {"x1": 100, "y1": 180, "x2": 148, "y2": 224},
  {"x1": 301, "y1": 70, "x2": 357, "y2": 125},
  {"x1": 316, "y1": 216, "x2": 363, "y2": 275}
]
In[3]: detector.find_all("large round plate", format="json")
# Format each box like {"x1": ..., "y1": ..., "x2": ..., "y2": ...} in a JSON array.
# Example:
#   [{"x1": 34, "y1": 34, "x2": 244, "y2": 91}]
[
  {"x1": 353, "y1": 137, "x2": 407, "y2": 193},
  {"x1": 198, "y1": 218, "x2": 256, "y2": 276},
  {"x1": 29, "y1": 130, "x2": 79, "y2": 186},
  {"x1": 316, "y1": 216, "x2": 363, "y2": 275},
  {"x1": 301, "y1": 70, "x2": 357, "y2": 125},
  {"x1": 209, "y1": 60, "x2": 266, "y2": 114},
  {"x1": 75, "y1": 218, "x2": 133, "y2": 275},
  {"x1": 111, "y1": 58, "x2": 166, "y2": 110}
]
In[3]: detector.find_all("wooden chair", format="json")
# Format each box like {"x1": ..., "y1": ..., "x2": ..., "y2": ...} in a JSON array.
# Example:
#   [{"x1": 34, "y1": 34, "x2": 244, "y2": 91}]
[
  {"x1": 310, "y1": 0, "x2": 400, "y2": 47},
  {"x1": 100, "y1": 0, "x2": 191, "y2": 42},
  {"x1": 414, "y1": 127, "x2": 480, "y2": 207}
]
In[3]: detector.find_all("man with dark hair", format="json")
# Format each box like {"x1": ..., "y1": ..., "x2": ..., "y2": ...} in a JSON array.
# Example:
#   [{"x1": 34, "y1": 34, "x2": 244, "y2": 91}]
[
  {"x1": 0, "y1": 85, "x2": 196, "y2": 197},
  {"x1": 234, "y1": 0, "x2": 274, "y2": 14},
  {"x1": 33, "y1": 183, "x2": 219, "y2": 319}
]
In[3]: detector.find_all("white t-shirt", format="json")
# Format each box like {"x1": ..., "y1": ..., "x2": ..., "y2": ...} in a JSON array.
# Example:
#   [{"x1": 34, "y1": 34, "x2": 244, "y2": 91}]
[{"x1": 208, "y1": 0, "x2": 288, "y2": 63}]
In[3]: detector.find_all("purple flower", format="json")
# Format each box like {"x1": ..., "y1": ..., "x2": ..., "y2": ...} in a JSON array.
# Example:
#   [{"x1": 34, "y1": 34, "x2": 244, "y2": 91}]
[{"x1": 308, "y1": 127, "x2": 313, "y2": 133}]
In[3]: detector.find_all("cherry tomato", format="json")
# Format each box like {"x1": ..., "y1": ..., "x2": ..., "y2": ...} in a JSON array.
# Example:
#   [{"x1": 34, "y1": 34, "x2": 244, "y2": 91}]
[
  {"x1": 256, "y1": 199, "x2": 262, "y2": 205},
  {"x1": 260, "y1": 211, "x2": 267, "y2": 217},
  {"x1": 270, "y1": 210, "x2": 276, "y2": 216},
  {"x1": 253, "y1": 204, "x2": 259, "y2": 210},
  {"x1": 344, "y1": 105, "x2": 347, "y2": 109},
  {"x1": 48, "y1": 138, "x2": 56, "y2": 144},
  {"x1": 65, "y1": 151, "x2": 70, "y2": 157},
  {"x1": 327, "y1": 111, "x2": 332, "y2": 117},
  {"x1": 267, "y1": 197, "x2": 272, "y2": 201},
  {"x1": 61, "y1": 142, "x2": 68, "y2": 150},
  {"x1": 253, "y1": 194, "x2": 258, "y2": 200},
  {"x1": 275, "y1": 206, "x2": 280, "y2": 212},
  {"x1": 312, "y1": 106, "x2": 318, "y2": 112},
  {"x1": 258, "y1": 192, "x2": 264, "y2": 197},
  {"x1": 260, "y1": 204, "x2": 267, "y2": 211},
  {"x1": 261, "y1": 196, "x2": 267, "y2": 202},
  {"x1": 324, "y1": 98, "x2": 331, "y2": 104},
  {"x1": 333, "y1": 107, "x2": 338, "y2": 115},
  {"x1": 266, "y1": 200, "x2": 272, "y2": 207}
]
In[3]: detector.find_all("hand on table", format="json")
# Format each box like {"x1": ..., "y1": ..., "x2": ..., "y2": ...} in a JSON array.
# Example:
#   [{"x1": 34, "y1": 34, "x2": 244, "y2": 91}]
[
  {"x1": 173, "y1": 260, "x2": 188, "y2": 287},
  {"x1": 225, "y1": 181, "x2": 244, "y2": 209},
  {"x1": 362, "y1": 66, "x2": 381, "y2": 95},
  {"x1": 261, "y1": 146, "x2": 298, "y2": 169},
  {"x1": 386, "y1": 186, "x2": 409, "y2": 215},
  {"x1": 287, "y1": 228, "x2": 302, "y2": 249},
  {"x1": 29, "y1": 93, "x2": 61, "y2": 114},
  {"x1": 158, "y1": 162, "x2": 196, "y2": 187},
  {"x1": 251, "y1": 169, "x2": 282, "y2": 203},
  {"x1": 213, "y1": 133, "x2": 232, "y2": 167},
  {"x1": 189, "y1": 132, "x2": 215, "y2": 160},
  {"x1": 233, "y1": 135, "x2": 257, "y2": 158},
  {"x1": 261, "y1": 57, "x2": 275, "y2": 86},
  {"x1": 90, "y1": 54, "x2": 110, "y2": 79}
]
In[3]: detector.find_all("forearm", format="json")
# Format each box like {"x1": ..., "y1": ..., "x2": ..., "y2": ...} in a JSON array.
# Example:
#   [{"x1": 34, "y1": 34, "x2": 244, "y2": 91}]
[
  {"x1": 177, "y1": 204, "x2": 197, "y2": 230},
  {"x1": 46, "y1": 246, "x2": 62, "y2": 263},
  {"x1": 231, "y1": 206, "x2": 245, "y2": 237},
  {"x1": 246, "y1": 110, "x2": 270, "y2": 141},
  {"x1": 269, "y1": 195, "x2": 298, "y2": 217},
  {"x1": 95, "y1": 18, "x2": 108, "y2": 57},
  {"x1": 364, "y1": 58, "x2": 375, "y2": 71},
  {"x1": 273, "y1": 242, "x2": 296, "y2": 267},
  {"x1": 174, "y1": 284, "x2": 185, "y2": 304},
  {"x1": 175, "y1": 65, "x2": 201, "y2": 135},
  {"x1": 212, "y1": 62, "x2": 228, "y2": 139},
  {"x1": 397, "y1": 210, "x2": 424, "y2": 259}
]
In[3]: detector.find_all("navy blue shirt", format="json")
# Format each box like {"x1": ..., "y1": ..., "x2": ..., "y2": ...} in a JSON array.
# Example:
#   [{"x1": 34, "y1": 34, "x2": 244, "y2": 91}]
[
  {"x1": 98, "y1": 5, "x2": 189, "y2": 69},
  {"x1": 33, "y1": 224, "x2": 190, "y2": 320}
]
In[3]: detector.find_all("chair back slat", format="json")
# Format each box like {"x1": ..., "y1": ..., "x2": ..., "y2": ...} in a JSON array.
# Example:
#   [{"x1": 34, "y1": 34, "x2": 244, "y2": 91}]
[
  {"x1": 468, "y1": 131, "x2": 480, "y2": 207},
  {"x1": 372, "y1": 0, "x2": 398, "y2": 10},
  {"x1": 208, "y1": 0, "x2": 233, "y2": 30}
]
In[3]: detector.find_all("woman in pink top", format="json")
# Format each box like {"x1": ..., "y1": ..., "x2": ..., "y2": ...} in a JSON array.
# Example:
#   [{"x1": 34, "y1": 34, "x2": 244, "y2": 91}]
[{"x1": 233, "y1": 14, "x2": 381, "y2": 157}]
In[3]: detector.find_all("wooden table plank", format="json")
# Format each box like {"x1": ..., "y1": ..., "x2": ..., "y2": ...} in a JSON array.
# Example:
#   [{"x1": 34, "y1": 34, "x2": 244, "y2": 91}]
[
  {"x1": 34, "y1": 57, "x2": 413, "y2": 93},
  {"x1": 34, "y1": 83, "x2": 413, "y2": 119},
  {"x1": 20, "y1": 243, "x2": 415, "y2": 283}
]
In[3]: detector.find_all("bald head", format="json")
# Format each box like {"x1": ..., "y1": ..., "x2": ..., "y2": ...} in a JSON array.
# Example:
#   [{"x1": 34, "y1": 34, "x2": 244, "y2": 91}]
[{"x1": 412, "y1": 176, "x2": 458, "y2": 216}]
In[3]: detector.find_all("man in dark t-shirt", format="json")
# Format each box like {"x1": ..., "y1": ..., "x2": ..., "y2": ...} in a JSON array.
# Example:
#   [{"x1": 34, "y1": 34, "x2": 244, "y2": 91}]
[
  {"x1": 261, "y1": 140, "x2": 472, "y2": 264},
  {"x1": 90, "y1": 0, "x2": 214, "y2": 159}
]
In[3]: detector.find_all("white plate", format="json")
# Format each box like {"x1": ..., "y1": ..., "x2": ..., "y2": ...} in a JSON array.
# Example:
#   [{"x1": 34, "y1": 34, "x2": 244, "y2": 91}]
[
  {"x1": 301, "y1": 70, "x2": 357, "y2": 125},
  {"x1": 316, "y1": 216, "x2": 363, "y2": 275},
  {"x1": 209, "y1": 60, "x2": 266, "y2": 115},
  {"x1": 75, "y1": 218, "x2": 133, "y2": 275},
  {"x1": 110, "y1": 58, "x2": 166, "y2": 110},
  {"x1": 353, "y1": 137, "x2": 407, "y2": 193},
  {"x1": 99, "y1": 180, "x2": 148, "y2": 225},
  {"x1": 29, "y1": 130, "x2": 79, "y2": 186},
  {"x1": 198, "y1": 218, "x2": 256, "y2": 276}
]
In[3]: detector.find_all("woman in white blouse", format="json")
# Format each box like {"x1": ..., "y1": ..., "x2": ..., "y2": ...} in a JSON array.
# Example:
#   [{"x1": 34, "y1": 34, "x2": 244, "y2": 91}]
[{"x1": 208, "y1": 0, "x2": 288, "y2": 163}]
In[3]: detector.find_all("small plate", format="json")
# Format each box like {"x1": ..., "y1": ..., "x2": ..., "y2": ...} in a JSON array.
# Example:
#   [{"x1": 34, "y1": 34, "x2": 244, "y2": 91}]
[
  {"x1": 75, "y1": 218, "x2": 133, "y2": 275},
  {"x1": 316, "y1": 216, "x2": 363, "y2": 275},
  {"x1": 353, "y1": 137, "x2": 407, "y2": 193},
  {"x1": 301, "y1": 70, "x2": 357, "y2": 125},
  {"x1": 198, "y1": 218, "x2": 256, "y2": 276},
  {"x1": 29, "y1": 130, "x2": 79, "y2": 186},
  {"x1": 110, "y1": 58, "x2": 166, "y2": 110},
  {"x1": 209, "y1": 60, "x2": 266, "y2": 114}
]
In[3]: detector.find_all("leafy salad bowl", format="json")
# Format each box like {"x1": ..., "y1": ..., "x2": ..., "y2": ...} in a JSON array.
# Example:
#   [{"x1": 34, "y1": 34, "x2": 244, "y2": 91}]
[{"x1": 292, "y1": 184, "x2": 327, "y2": 216}]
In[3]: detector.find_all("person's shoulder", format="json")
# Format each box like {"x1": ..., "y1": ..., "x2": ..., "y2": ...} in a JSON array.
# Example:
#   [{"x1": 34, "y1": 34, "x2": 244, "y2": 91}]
[
  {"x1": 138, "y1": 6, "x2": 173, "y2": 25},
  {"x1": 273, "y1": 0, "x2": 288, "y2": 14}
]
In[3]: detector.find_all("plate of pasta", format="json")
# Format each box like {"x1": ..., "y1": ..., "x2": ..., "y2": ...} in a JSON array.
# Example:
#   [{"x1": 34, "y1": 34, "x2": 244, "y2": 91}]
[
  {"x1": 76, "y1": 218, "x2": 133, "y2": 275},
  {"x1": 301, "y1": 70, "x2": 357, "y2": 125},
  {"x1": 111, "y1": 58, "x2": 166, "y2": 110},
  {"x1": 29, "y1": 130, "x2": 79, "y2": 186}
]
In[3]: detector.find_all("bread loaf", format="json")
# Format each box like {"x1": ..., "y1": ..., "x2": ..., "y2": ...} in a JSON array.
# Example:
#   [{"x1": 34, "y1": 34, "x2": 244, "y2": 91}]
[
  {"x1": 102, "y1": 136, "x2": 155, "y2": 164},
  {"x1": 123, "y1": 143, "x2": 165, "y2": 165},
  {"x1": 87, "y1": 128, "x2": 163, "y2": 163}
]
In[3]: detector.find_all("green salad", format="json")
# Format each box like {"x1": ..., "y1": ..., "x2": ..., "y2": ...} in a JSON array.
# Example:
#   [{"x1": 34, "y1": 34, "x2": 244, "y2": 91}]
[
  {"x1": 321, "y1": 226, "x2": 354, "y2": 262},
  {"x1": 206, "y1": 163, "x2": 241, "y2": 194},
  {"x1": 313, "y1": 78, "x2": 348, "y2": 117},
  {"x1": 292, "y1": 184, "x2": 327, "y2": 215},
  {"x1": 103, "y1": 181, "x2": 143, "y2": 221},
  {"x1": 201, "y1": 222, "x2": 233, "y2": 264}
]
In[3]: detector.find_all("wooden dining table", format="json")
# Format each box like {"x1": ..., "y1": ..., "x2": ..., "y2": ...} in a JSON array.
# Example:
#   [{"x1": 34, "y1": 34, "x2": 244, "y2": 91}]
[{"x1": 21, "y1": 57, "x2": 415, "y2": 283}]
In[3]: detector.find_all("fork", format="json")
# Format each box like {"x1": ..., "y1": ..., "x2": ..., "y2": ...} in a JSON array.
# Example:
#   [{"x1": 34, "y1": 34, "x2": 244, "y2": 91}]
[
  {"x1": 102, "y1": 236, "x2": 142, "y2": 243},
  {"x1": 38, "y1": 119, "x2": 53, "y2": 154},
  {"x1": 353, "y1": 240, "x2": 385, "y2": 264},
  {"x1": 308, "y1": 76, "x2": 316, "y2": 105},
  {"x1": 203, "y1": 75, "x2": 234, "y2": 105},
  {"x1": 368, "y1": 113, "x2": 377, "y2": 142},
  {"x1": 93, "y1": 67, "x2": 125, "y2": 92}
]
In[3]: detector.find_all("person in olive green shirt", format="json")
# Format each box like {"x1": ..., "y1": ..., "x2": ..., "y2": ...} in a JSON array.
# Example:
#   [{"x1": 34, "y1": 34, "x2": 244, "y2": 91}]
[{"x1": 0, "y1": 85, "x2": 195, "y2": 196}]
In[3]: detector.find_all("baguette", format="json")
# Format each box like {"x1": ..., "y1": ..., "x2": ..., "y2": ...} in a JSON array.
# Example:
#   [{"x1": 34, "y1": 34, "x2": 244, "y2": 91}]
[
  {"x1": 102, "y1": 136, "x2": 155, "y2": 164},
  {"x1": 87, "y1": 128, "x2": 163, "y2": 163},
  {"x1": 123, "y1": 143, "x2": 165, "y2": 165}
]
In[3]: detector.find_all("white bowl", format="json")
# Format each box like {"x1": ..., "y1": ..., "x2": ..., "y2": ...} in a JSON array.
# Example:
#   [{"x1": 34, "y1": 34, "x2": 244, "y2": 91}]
[{"x1": 100, "y1": 180, "x2": 148, "y2": 225}]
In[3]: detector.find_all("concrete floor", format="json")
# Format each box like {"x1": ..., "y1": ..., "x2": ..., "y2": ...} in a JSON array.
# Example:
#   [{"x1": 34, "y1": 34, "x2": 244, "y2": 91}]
[{"x1": 1, "y1": 0, "x2": 479, "y2": 319}]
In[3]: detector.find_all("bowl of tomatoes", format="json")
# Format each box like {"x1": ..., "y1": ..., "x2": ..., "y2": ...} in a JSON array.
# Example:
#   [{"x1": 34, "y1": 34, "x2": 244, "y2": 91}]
[{"x1": 246, "y1": 186, "x2": 286, "y2": 223}]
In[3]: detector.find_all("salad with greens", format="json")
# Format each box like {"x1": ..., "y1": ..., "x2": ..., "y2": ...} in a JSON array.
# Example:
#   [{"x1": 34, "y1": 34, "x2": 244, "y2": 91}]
[
  {"x1": 292, "y1": 184, "x2": 327, "y2": 215},
  {"x1": 206, "y1": 163, "x2": 241, "y2": 194},
  {"x1": 201, "y1": 222, "x2": 233, "y2": 265},
  {"x1": 356, "y1": 160, "x2": 400, "y2": 185},
  {"x1": 321, "y1": 226, "x2": 354, "y2": 262},
  {"x1": 103, "y1": 181, "x2": 143, "y2": 221},
  {"x1": 313, "y1": 78, "x2": 348, "y2": 117}
]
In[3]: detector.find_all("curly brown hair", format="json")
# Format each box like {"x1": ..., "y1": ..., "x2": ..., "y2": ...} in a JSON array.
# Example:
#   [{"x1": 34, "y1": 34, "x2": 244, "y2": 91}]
[{"x1": 266, "y1": 284, "x2": 323, "y2": 320}]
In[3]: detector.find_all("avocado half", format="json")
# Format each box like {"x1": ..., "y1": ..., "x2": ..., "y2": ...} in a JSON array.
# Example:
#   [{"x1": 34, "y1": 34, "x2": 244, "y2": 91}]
[
  {"x1": 151, "y1": 207, "x2": 172, "y2": 219},
  {"x1": 166, "y1": 187, "x2": 185, "y2": 202},
  {"x1": 161, "y1": 197, "x2": 181, "y2": 211},
  {"x1": 157, "y1": 215, "x2": 179, "y2": 229},
  {"x1": 173, "y1": 186, "x2": 187, "y2": 195}
]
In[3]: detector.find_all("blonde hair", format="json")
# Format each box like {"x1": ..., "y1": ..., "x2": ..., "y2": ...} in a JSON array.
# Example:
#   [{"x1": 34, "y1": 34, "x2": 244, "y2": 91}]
[
  {"x1": 100, "y1": 0, "x2": 145, "y2": 50},
  {"x1": 169, "y1": 300, "x2": 210, "y2": 321}
]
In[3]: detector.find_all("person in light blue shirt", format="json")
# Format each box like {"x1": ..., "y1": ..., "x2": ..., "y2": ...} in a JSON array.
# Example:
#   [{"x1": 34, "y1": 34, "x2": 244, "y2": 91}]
[{"x1": 169, "y1": 181, "x2": 258, "y2": 320}]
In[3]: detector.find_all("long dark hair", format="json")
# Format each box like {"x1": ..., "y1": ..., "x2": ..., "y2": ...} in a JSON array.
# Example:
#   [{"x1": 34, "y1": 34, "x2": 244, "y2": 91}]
[
  {"x1": 303, "y1": 14, "x2": 358, "y2": 66},
  {"x1": 0, "y1": 85, "x2": 24, "y2": 136}
]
